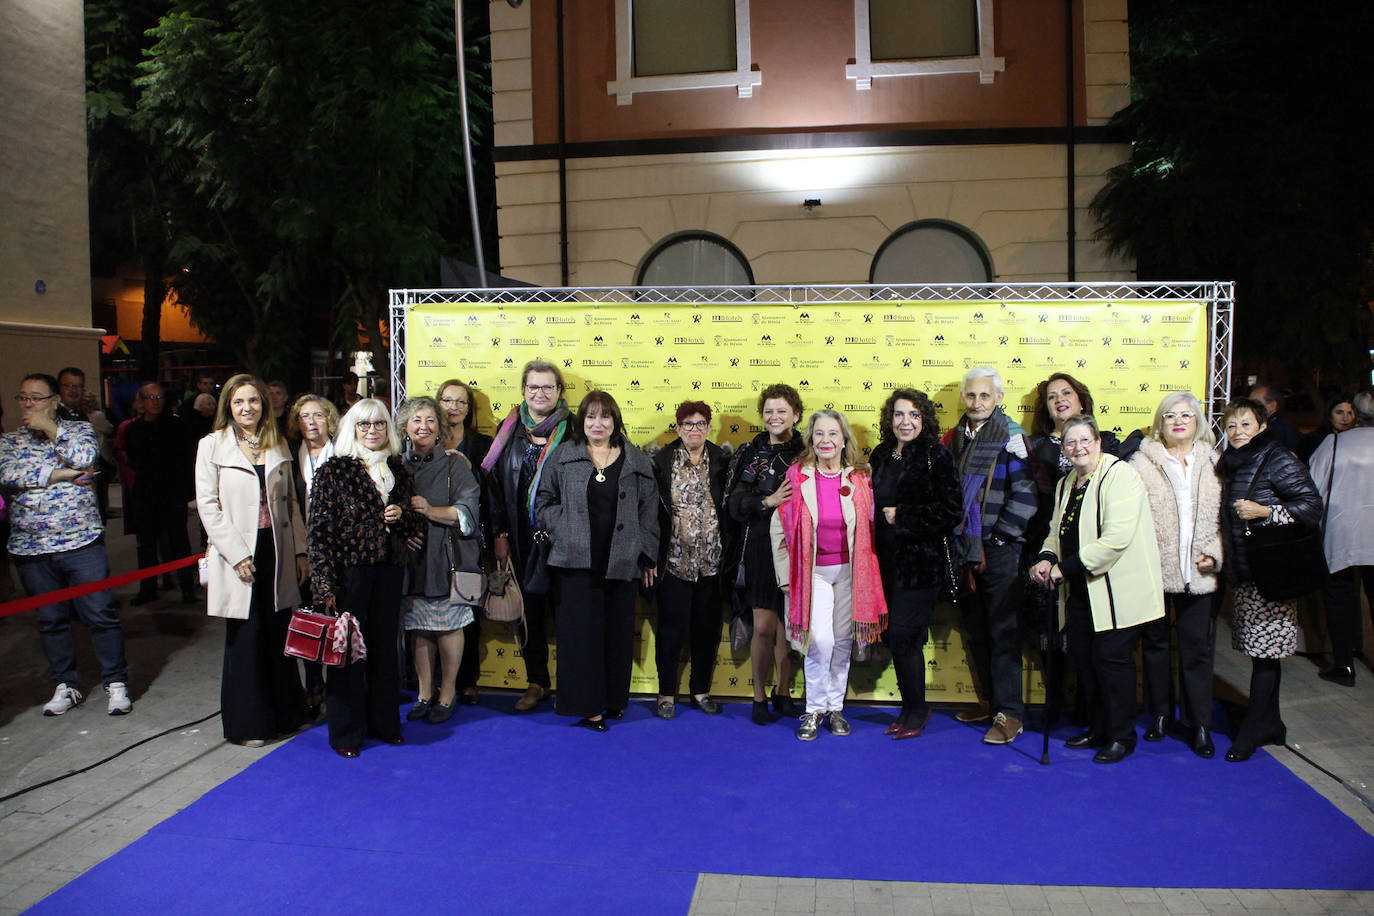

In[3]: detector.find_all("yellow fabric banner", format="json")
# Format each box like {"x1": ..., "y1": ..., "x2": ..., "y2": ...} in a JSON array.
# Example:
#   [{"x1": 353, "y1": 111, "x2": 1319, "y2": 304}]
[{"x1": 405, "y1": 299, "x2": 1209, "y2": 701}]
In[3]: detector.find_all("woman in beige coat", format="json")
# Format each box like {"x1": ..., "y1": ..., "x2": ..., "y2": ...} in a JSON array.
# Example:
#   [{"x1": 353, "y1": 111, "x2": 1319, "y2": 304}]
[
  {"x1": 1129, "y1": 392, "x2": 1224, "y2": 758},
  {"x1": 1031, "y1": 415, "x2": 1165, "y2": 764},
  {"x1": 195, "y1": 373, "x2": 308, "y2": 746}
]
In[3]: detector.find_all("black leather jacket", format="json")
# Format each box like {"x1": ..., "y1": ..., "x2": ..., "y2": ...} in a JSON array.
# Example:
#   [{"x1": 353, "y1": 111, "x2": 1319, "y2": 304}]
[{"x1": 1217, "y1": 431, "x2": 1323, "y2": 584}]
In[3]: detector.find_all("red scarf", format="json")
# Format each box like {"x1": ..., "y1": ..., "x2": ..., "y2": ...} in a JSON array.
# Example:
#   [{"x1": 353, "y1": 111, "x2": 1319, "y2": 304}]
[{"x1": 778, "y1": 464, "x2": 888, "y2": 648}]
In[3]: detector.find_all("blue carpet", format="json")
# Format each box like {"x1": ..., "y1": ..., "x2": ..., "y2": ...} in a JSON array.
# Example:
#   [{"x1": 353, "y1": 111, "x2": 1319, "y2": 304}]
[{"x1": 31, "y1": 698, "x2": 1374, "y2": 914}]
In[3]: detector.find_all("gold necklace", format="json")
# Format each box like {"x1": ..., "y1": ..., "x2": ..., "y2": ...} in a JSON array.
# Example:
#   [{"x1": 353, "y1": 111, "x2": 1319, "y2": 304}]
[{"x1": 590, "y1": 445, "x2": 616, "y2": 482}]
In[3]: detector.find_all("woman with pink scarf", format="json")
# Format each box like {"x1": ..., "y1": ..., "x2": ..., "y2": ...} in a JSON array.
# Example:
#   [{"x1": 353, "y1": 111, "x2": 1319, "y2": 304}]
[{"x1": 771, "y1": 410, "x2": 888, "y2": 741}]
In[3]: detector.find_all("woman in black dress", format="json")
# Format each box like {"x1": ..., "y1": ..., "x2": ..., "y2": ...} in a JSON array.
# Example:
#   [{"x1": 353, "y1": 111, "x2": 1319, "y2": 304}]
[{"x1": 726, "y1": 383, "x2": 804, "y2": 725}]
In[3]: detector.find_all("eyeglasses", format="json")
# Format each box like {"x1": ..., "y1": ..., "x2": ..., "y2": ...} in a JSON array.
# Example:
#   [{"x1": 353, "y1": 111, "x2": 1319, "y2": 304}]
[
  {"x1": 1162, "y1": 412, "x2": 1196, "y2": 423},
  {"x1": 355, "y1": 420, "x2": 388, "y2": 431},
  {"x1": 14, "y1": 394, "x2": 57, "y2": 405},
  {"x1": 143, "y1": 394, "x2": 165, "y2": 401},
  {"x1": 524, "y1": 384, "x2": 557, "y2": 394},
  {"x1": 440, "y1": 398, "x2": 468, "y2": 407},
  {"x1": 678, "y1": 420, "x2": 709, "y2": 430}
]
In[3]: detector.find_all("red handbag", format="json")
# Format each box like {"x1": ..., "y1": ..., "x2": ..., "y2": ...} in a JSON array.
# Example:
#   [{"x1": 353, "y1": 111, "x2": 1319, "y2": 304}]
[{"x1": 283, "y1": 608, "x2": 366, "y2": 667}]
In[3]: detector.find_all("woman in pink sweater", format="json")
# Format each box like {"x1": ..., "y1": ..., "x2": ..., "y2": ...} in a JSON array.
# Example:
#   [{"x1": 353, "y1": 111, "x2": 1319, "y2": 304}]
[{"x1": 771, "y1": 410, "x2": 888, "y2": 741}]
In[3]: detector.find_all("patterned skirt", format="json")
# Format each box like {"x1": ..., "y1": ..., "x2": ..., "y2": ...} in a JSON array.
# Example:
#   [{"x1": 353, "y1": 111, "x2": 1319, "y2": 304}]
[
  {"x1": 402, "y1": 592, "x2": 476, "y2": 632},
  {"x1": 1230, "y1": 581, "x2": 1297, "y2": 659}
]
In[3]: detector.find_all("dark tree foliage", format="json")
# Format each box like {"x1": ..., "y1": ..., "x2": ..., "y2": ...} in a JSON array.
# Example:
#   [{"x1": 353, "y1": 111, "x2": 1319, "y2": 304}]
[
  {"x1": 1092, "y1": 0, "x2": 1374, "y2": 388},
  {"x1": 86, "y1": 0, "x2": 175, "y2": 379},
  {"x1": 135, "y1": 0, "x2": 489, "y2": 381}
]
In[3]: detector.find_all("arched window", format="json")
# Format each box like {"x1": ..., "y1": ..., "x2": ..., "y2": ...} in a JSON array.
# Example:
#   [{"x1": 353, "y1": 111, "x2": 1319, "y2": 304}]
[
  {"x1": 869, "y1": 220, "x2": 993, "y2": 284},
  {"x1": 636, "y1": 232, "x2": 754, "y2": 288}
]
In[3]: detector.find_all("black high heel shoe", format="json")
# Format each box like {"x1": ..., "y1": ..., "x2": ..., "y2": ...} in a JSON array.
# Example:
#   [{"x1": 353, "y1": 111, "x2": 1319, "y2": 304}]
[
  {"x1": 752, "y1": 701, "x2": 770, "y2": 726},
  {"x1": 573, "y1": 717, "x2": 608, "y2": 733},
  {"x1": 771, "y1": 691, "x2": 800, "y2": 718}
]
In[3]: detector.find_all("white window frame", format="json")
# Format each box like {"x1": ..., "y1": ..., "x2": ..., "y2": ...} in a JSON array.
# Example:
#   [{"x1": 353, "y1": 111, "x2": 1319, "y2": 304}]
[
  {"x1": 846, "y1": 0, "x2": 1005, "y2": 90},
  {"x1": 606, "y1": 0, "x2": 761, "y2": 106}
]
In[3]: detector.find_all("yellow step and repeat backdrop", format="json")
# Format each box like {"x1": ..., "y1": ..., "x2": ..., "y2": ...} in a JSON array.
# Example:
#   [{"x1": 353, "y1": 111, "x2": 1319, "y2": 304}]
[{"x1": 405, "y1": 299, "x2": 1210, "y2": 703}]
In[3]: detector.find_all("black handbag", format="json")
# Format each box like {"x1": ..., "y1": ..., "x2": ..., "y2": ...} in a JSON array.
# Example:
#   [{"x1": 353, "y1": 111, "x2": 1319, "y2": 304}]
[
  {"x1": 1241, "y1": 445, "x2": 1330, "y2": 602},
  {"x1": 523, "y1": 528, "x2": 554, "y2": 597}
]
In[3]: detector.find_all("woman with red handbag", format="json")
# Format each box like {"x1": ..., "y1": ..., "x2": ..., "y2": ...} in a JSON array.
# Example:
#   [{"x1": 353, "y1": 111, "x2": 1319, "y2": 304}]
[
  {"x1": 195, "y1": 374, "x2": 309, "y2": 747},
  {"x1": 308, "y1": 400, "x2": 426, "y2": 758}
]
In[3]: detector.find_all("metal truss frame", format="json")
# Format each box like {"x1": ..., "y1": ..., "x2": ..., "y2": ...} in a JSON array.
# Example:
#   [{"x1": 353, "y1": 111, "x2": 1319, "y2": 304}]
[{"x1": 390, "y1": 281, "x2": 1235, "y2": 428}]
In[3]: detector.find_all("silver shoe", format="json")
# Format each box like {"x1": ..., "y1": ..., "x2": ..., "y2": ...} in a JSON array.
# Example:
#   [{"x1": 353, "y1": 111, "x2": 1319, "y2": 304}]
[
  {"x1": 796, "y1": 712, "x2": 822, "y2": 741},
  {"x1": 827, "y1": 710, "x2": 851, "y2": 736}
]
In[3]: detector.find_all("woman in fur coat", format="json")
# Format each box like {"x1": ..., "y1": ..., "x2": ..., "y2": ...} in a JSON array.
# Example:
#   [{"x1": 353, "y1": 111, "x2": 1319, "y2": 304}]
[{"x1": 1129, "y1": 392, "x2": 1224, "y2": 758}]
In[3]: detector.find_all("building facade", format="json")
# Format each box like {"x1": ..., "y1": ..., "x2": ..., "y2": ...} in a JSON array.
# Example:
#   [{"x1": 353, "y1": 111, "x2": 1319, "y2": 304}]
[{"x1": 488, "y1": 0, "x2": 1133, "y2": 288}]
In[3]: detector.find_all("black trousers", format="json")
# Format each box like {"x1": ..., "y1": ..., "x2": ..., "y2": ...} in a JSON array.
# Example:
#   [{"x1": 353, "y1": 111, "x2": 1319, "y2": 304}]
[
  {"x1": 884, "y1": 582, "x2": 939, "y2": 726},
  {"x1": 655, "y1": 572, "x2": 722, "y2": 697},
  {"x1": 1064, "y1": 589, "x2": 1146, "y2": 744},
  {"x1": 325, "y1": 564, "x2": 403, "y2": 749},
  {"x1": 133, "y1": 496, "x2": 195, "y2": 596},
  {"x1": 1323, "y1": 566, "x2": 1374, "y2": 667},
  {"x1": 553, "y1": 569, "x2": 636, "y2": 718},
  {"x1": 221, "y1": 529, "x2": 306, "y2": 742},
  {"x1": 1140, "y1": 590, "x2": 1216, "y2": 728}
]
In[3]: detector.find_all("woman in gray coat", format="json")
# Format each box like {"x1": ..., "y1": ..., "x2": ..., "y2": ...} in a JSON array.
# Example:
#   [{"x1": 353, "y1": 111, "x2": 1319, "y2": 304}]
[
  {"x1": 396, "y1": 397, "x2": 482, "y2": 725},
  {"x1": 535, "y1": 390, "x2": 659, "y2": 732}
]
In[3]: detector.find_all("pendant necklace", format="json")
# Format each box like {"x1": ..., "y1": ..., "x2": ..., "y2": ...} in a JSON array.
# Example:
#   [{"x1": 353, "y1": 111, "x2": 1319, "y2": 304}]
[{"x1": 591, "y1": 446, "x2": 615, "y2": 482}]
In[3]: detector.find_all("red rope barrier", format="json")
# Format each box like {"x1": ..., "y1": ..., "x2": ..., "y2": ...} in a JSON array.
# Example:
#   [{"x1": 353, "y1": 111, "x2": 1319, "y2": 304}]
[{"x1": 0, "y1": 554, "x2": 204, "y2": 619}]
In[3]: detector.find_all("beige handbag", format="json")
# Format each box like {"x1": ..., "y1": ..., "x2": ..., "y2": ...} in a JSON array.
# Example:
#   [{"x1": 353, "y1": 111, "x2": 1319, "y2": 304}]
[{"x1": 482, "y1": 557, "x2": 524, "y2": 624}]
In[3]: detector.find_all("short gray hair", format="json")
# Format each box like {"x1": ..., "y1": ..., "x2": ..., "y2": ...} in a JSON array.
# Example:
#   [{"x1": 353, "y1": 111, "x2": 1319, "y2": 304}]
[
  {"x1": 394, "y1": 396, "x2": 448, "y2": 446},
  {"x1": 1353, "y1": 389, "x2": 1374, "y2": 427},
  {"x1": 962, "y1": 366, "x2": 1003, "y2": 397}
]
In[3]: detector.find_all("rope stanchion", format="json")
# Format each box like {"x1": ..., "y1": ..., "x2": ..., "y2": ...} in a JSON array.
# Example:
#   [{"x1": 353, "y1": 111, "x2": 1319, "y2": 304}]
[{"x1": 0, "y1": 554, "x2": 204, "y2": 619}]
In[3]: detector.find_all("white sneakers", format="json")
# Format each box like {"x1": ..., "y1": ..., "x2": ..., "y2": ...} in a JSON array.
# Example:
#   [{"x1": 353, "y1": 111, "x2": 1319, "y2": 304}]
[
  {"x1": 41, "y1": 682, "x2": 133, "y2": 716},
  {"x1": 43, "y1": 684, "x2": 84, "y2": 716},
  {"x1": 105, "y1": 682, "x2": 132, "y2": 715}
]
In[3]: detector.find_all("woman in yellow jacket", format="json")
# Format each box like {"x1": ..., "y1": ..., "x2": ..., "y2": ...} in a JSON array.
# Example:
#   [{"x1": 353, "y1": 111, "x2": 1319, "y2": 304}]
[{"x1": 1030, "y1": 415, "x2": 1165, "y2": 764}]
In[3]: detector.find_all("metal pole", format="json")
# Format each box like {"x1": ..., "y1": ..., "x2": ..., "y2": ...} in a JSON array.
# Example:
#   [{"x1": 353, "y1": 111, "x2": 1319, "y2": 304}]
[{"x1": 455, "y1": 0, "x2": 487, "y2": 287}]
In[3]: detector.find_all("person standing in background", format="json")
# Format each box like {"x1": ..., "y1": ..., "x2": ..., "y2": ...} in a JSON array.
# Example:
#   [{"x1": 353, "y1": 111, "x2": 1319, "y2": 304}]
[
  {"x1": 2, "y1": 373, "x2": 131, "y2": 716},
  {"x1": 125, "y1": 380, "x2": 198, "y2": 605}
]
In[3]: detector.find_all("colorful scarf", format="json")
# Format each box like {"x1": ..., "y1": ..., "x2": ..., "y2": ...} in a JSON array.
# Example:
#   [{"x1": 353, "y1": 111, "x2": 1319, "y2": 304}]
[
  {"x1": 777, "y1": 464, "x2": 888, "y2": 648},
  {"x1": 481, "y1": 400, "x2": 570, "y2": 524},
  {"x1": 950, "y1": 407, "x2": 1010, "y2": 567}
]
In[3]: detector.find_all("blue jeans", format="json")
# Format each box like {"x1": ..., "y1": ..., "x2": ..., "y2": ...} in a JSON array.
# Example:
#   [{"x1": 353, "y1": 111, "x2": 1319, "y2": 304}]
[{"x1": 14, "y1": 541, "x2": 129, "y2": 687}]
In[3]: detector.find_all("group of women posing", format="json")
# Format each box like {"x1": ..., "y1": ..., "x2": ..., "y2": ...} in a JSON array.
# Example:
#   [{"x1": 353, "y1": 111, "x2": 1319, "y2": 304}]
[
  {"x1": 193, "y1": 362, "x2": 1350, "y2": 764},
  {"x1": 195, "y1": 373, "x2": 489, "y2": 757}
]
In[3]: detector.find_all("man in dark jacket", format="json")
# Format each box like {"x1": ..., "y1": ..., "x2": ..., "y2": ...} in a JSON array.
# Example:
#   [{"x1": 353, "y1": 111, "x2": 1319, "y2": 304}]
[
  {"x1": 124, "y1": 381, "x2": 198, "y2": 604},
  {"x1": 1249, "y1": 385, "x2": 1301, "y2": 452}
]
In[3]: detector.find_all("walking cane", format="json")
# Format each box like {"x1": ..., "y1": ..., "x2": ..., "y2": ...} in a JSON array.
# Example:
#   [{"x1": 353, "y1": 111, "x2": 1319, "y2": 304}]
[{"x1": 1039, "y1": 581, "x2": 1054, "y2": 766}]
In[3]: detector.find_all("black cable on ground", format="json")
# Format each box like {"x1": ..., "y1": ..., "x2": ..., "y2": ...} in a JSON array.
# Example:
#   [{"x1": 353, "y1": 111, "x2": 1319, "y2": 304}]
[
  {"x1": 1283, "y1": 742, "x2": 1374, "y2": 814},
  {"x1": 0, "y1": 709, "x2": 222, "y2": 805}
]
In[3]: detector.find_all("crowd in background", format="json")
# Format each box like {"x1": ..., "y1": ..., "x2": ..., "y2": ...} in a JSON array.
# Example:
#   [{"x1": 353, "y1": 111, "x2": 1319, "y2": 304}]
[{"x1": 3, "y1": 361, "x2": 1371, "y2": 768}]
